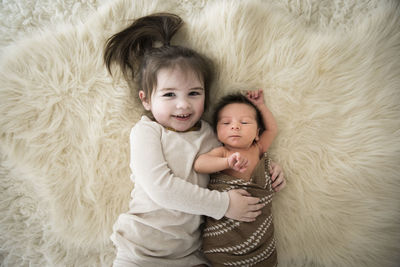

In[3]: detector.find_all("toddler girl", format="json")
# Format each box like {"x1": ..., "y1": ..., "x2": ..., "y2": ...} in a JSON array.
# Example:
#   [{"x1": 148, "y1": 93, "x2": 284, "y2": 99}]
[{"x1": 104, "y1": 13, "x2": 268, "y2": 266}]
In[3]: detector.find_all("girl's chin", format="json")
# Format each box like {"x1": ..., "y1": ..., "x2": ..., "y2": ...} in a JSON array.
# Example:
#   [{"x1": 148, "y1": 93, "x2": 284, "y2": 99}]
[
  {"x1": 170, "y1": 119, "x2": 197, "y2": 132},
  {"x1": 169, "y1": 123, "x2": 194, "y2": 132},
  {"x1": 175, "y1": 125, "x2": 193, "y2": 132}
]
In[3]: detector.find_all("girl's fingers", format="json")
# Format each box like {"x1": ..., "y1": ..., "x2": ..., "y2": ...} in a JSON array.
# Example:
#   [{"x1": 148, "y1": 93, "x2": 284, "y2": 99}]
[
  {"x1": 270, "y1": 163, "x2": 283, "y2": 184},
  {"x1": 271, "y1": 172, "x2": 281, "y2": 185},
  {"x1": 273, "y1": 180, "x2": 286, "y2": 192},
  {"x1": 245, "y1": 196, "x2": 261, "y2": 204},
  {"x1": 240, "y1": 217, "x2": 256, "y2": 222},
  {"x1": 249, "y1": 203, "x2": 265, "y2": 211},
  {"x1": 245, "y1": 210, "x2": 262, "y2": 220},
  {"x1": 235, "y1": 189, "x2": 251, "y2": 197},
  {"x1": 272, "y1": 179, "x2": 281, "y2": 189}
]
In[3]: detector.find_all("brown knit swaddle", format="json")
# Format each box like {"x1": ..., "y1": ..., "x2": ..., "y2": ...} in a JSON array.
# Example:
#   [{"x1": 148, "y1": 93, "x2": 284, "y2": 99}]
[{"x1": 202, "y1": 153, "x2": 277, "y2": 267}]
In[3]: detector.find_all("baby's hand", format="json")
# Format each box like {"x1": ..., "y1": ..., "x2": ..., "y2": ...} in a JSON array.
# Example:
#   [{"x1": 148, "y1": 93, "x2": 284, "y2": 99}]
[
  {"x1": 246, "y1": 89, "x2": 265, "y2": 107},
  {"x1": 227, "y1": 152, "x2": 248, "y2": 172}
]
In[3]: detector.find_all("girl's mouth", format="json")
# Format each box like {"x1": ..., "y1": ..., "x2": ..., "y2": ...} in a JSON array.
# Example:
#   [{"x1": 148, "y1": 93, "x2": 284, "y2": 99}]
[{"x1": 173, "y1": 114, "x2": 191, "y2": 121}]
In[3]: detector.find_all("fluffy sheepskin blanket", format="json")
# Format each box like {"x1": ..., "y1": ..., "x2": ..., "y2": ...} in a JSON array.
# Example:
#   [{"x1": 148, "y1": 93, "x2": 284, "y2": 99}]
[{"x1": 1, "y1": 0, "x2": 399, "y2": 266}]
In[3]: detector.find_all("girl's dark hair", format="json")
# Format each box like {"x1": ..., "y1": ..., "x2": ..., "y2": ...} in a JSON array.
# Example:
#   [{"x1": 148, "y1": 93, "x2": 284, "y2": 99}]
[
  {"x1": 212, "y1": 93, "x2": 265, "y2": 133},
  {"x1": 104, "y1": 13, "x2": 213, "y2": 110}
]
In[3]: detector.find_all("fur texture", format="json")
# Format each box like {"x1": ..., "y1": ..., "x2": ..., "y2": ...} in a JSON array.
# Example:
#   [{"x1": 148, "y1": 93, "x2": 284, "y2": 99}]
[{"x1": 1, "y1": 0, "x2": 399, "y2": 266}]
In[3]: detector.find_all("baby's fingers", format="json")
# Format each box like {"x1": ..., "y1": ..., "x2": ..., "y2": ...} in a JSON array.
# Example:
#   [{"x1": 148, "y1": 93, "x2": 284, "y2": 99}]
[
  {"x1": 238, "y1": 166, "x2": 248, "y2": 173},
  {"x1": 246, "y1": 89, "x2": 263, "y2": 100},
  {"x1": 235, "y1": 162, "x2": 248, "y2": 173}
]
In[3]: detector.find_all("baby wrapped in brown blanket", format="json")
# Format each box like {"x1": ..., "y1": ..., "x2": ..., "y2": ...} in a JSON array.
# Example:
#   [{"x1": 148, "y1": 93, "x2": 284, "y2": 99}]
[
  {"x1": 202, "y1": 153, "x2": 277, "y2": 267},
  {"x1": 194, "y1": 90, "x2": 282, "y2": 267}
]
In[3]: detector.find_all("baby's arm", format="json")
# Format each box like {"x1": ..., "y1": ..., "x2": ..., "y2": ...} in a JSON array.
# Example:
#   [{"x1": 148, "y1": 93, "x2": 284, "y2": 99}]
[
  {"x1": 194, "y1": 147, "x2": 248, "y2": 174},
  {"x1": 247, "y1": 90, "x2": 278, "y2": 154}
]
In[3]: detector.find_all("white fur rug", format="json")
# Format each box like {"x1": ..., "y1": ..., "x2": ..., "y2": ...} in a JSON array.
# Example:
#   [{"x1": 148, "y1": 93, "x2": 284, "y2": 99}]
[{"x1": 1, "y1": 0, "x2": 399, "y2": 266}]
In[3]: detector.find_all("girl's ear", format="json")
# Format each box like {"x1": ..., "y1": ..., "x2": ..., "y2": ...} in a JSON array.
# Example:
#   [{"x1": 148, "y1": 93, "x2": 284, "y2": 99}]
[
  {"x1": 139, "y1": 90, "x2": 151, "y2": 111},
  {"x1": 255, "y1": 128, "x2": 261, "y2": 142}
]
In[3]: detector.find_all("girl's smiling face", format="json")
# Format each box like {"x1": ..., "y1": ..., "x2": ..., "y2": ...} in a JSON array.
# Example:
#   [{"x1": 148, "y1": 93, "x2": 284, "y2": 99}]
[
  {"x1": 216, "y1": 103, "x2": 260, "y2": 150},
  {"x1": 140, "y1": 66, "x2": 205, "y2": 132}
]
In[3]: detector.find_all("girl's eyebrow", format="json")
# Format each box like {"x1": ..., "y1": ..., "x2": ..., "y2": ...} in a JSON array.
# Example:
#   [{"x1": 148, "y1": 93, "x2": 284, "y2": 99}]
[
  {"x1": 158, "y1": 87, "x2": 204, "y2": 91},
  {"x1": 158, "y1": 87, "x2": 176, "y2": 91}
]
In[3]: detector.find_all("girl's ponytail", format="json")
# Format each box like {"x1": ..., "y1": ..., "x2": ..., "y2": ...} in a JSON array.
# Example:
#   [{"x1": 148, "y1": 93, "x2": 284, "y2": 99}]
[
  {"x1": 104, "y1": 13, "x2": 213, "y2": 111},
  {"x1": 104, "y1": 13, "x2": 183, "y2": 80}
]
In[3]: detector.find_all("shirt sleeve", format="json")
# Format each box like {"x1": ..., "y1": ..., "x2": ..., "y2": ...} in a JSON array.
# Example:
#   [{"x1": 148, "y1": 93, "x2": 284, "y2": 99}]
[{"x1": 130, "y1": 121, "x2": 229, "y2": 219}]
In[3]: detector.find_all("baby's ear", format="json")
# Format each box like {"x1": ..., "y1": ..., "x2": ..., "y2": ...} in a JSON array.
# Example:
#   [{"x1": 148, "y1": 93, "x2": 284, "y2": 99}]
[{"x1": 139, "y1": 91, "x2": 151, "y2": 111}]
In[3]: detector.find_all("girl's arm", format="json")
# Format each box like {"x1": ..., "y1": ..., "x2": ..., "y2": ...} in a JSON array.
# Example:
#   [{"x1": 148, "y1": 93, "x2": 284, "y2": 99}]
[
  {"x1": 247, "y1": 90, "x2": 278, "y2": 154},
  {"x1": 194, "y1": 147, "x2": 249, "y2": 174},
  {"x1": 131, "y1": 121, "x2": 260, "y2": 220}
]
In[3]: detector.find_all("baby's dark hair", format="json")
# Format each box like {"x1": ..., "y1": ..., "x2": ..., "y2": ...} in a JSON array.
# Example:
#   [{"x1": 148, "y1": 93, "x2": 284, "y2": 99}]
[
  {"x1": 104, "y1": 13, "x2": 213, "y2": 110},
  {"x1": 212, "y1": 93, "x2": 265, "y2": 133}
]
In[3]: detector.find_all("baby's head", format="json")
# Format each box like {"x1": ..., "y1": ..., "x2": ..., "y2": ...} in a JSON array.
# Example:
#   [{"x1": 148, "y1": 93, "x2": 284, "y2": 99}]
[
  {"x1": 212, "y1": 93, "x2": 265, "y2": 148},
  {"x1": 104, "y1": 13, "x2": 213, "y2": 131}
]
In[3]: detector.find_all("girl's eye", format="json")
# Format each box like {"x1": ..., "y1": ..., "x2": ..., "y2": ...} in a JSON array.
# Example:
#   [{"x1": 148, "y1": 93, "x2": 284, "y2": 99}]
[
  {"x1": 163, "y1": 92, "x2": 175, "y2": 97},
  {"x1": 189, "y1": 91, "x2": 201, "y2": 96},
  {"x1": 241, "y1": 122, "x2": 248, "y2": 124}
]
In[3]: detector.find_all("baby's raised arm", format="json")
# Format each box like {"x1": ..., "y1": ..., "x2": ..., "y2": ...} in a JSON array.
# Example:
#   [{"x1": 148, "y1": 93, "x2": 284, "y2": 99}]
[{"x1": 246, "y1": 90, "x2": 278, "y2": 154}]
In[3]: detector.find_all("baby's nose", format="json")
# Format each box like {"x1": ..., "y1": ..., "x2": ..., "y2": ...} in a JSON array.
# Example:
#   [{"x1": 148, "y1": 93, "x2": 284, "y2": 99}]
[{"x1": 231, "y1": 122, "x2": 240, "y2": 129}]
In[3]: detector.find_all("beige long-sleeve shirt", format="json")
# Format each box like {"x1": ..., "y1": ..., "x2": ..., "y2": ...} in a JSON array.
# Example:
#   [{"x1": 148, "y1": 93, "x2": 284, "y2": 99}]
[{"x1": 111, "y1": 116, "x2": 230, "y2": 267}]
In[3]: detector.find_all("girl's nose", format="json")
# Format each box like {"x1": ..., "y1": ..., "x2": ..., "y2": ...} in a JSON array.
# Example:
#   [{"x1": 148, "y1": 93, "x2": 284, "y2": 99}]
[{"x1": 176, "y1": 98, "x2": 190, "y2": 109}]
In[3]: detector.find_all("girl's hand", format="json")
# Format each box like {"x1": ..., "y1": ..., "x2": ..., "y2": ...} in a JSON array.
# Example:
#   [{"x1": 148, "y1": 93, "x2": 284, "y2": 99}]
[
  {"x1": 269, "y1": 161, "x2": 286, "y2": 192},
  {"x1": 227, "y1": 152, "x2": 248, "y2": 173},
  {"x1": 246, "y1": 89, "x2": 265, "y2": 107},
  {"x1": 225, "y1": 189, "x2": 264, "y2": 222}
]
